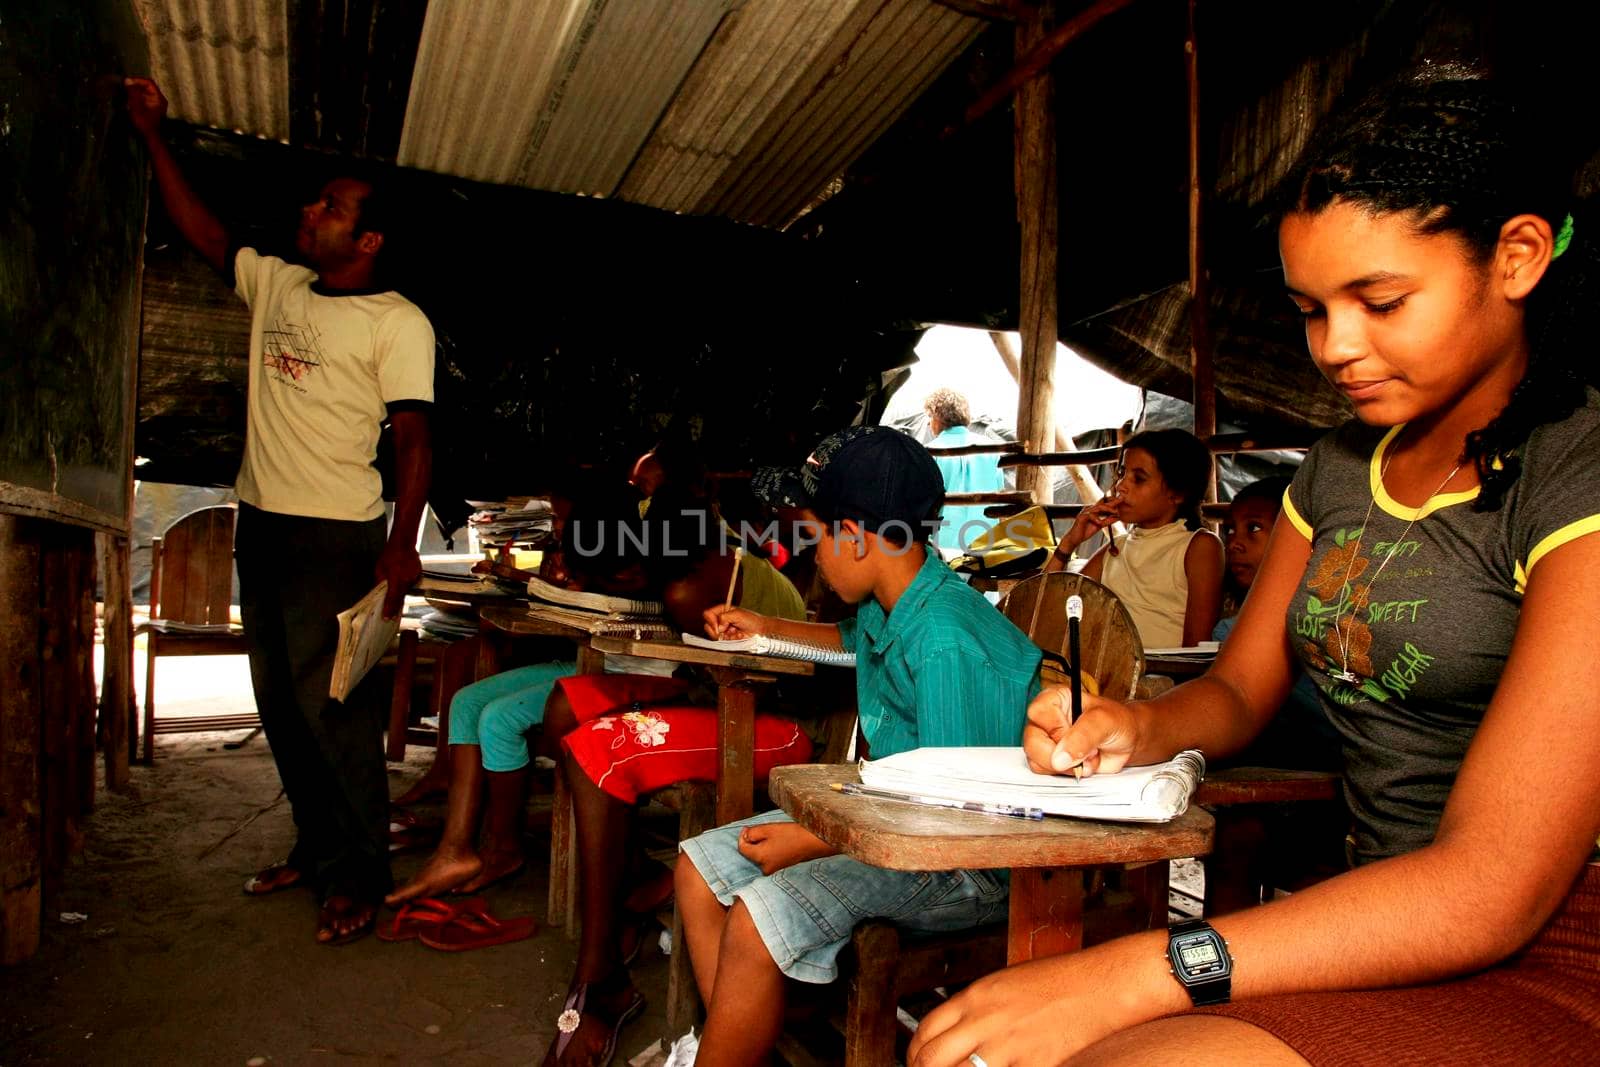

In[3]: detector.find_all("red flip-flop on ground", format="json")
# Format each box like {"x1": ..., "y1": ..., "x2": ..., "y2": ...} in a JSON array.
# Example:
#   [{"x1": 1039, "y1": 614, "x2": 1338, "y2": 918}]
[
  {"x1": 377, "y1": 896, "x2": 486, "y2": 943},
  {"x1": 419, "y1": 906, "x2": 538, "y2": 952}
]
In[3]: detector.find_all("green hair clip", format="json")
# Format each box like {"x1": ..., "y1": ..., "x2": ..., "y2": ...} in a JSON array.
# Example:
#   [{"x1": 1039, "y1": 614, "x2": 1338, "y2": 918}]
[{"x1": 1553, "y1": 213, "x2": 1575, "y2": 260}]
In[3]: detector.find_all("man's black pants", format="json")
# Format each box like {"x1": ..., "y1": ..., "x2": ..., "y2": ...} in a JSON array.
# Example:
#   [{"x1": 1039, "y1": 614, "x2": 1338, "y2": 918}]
[{"x1": 236, "y1": 503, "x2": 392, "y2": 900}]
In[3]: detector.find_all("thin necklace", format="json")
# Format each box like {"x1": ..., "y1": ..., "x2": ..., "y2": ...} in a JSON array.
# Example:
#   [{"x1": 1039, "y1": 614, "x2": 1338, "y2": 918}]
[{"x1": 1329, "y1": 441, "x2": 1463, "y2": 684}]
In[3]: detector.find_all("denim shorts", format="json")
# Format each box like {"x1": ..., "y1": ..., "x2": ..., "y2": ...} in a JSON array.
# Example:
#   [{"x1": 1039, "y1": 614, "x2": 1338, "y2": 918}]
[{"x1": 679, "y1": 810, "x2": 1010, "y2": 984}]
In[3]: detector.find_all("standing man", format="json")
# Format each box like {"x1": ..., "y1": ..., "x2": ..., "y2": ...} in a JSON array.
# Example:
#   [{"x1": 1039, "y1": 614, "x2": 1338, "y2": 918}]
[
  {"x1": 126, "y1": 77, "x2": 433, "y2": 945},
  {"x1": 924, "y1": 388, "x2": 1006, "y2": 553}
]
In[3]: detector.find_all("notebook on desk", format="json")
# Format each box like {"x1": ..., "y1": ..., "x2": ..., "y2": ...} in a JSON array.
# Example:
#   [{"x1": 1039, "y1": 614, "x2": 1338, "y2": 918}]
[
  {"x1": 524, "y1": 603, "x2": 678, "y2": 638},
  {"x1": 525, "y1": 576, "x2": 664, "y2": 617},
  {"x1": 681, "y1": 632, "x2": 857, "y2": 667},
  {"x1": 859, "y1": 747, "x2": 1206, "y2": 822}
]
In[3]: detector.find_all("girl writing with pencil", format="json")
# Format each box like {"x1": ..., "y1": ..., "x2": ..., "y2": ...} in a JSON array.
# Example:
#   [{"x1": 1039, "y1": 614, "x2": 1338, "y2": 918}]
[
  {"x1": 1045, "y1": 428, "x2": 1225, "y2": 648},
  {"x1": 910, "y1": 65, "x2": 1600, "y2": 1066}
]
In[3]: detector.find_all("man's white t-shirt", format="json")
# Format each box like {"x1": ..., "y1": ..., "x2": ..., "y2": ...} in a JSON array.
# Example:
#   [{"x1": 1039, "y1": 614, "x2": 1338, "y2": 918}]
[{"x1": 234, "y1": 248, "x2": 435, "y2": 522}]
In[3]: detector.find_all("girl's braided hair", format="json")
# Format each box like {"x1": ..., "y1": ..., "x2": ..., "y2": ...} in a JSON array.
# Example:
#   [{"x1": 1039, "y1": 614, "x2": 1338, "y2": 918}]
[{"x1": 1276, "y1": 62, "x2": 1594, "y2": 511}]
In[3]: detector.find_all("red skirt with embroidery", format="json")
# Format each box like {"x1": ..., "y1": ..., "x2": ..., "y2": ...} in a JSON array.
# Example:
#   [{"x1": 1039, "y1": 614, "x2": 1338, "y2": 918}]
[{"x1": 555, "y1": 674, "x2": 814, "y2": 804}]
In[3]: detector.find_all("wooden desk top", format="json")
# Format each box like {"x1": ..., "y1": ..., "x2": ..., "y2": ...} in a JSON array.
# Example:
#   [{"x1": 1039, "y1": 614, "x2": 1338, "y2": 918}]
[
  {"x1": 414, "y1": 574, "x2": 524, "y2": 608},
  {"x1": 770, "y1": 763, "x2": 1213, "y2": 872},
  {"x1": 588, "y1": 635, "x2": 814, "y2": 677},
  {"x1": 1195, "y1": 766, "x2": 1340, "y2": 807},
  {"x1": 476, "y1": 602, "x2": 593, "y2": 640},
  {"x1": 1144, "y1": 654, "x2": 1212, "y2": 678}
]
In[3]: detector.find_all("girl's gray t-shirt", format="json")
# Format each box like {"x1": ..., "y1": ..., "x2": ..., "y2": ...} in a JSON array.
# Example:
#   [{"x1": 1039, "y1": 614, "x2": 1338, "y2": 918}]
[{"x1": 1283, "y1": 392, "x2": 1600, "y2": 863}]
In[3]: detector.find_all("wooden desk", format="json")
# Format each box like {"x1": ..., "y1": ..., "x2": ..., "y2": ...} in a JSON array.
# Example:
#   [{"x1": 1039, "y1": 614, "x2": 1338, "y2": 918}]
[
  {"x1": 770, "y1": 763, "x2": 1213, "y2": 963},
  {"x1": 589, "y1": 635, "x2": 815, "y2": 825},
  {"x1": 1144, "y1": 653, "x2": 1213, "y2": 678},
  {"x1": 476, "y1": 602, "x2": 605, "y2": 676}
]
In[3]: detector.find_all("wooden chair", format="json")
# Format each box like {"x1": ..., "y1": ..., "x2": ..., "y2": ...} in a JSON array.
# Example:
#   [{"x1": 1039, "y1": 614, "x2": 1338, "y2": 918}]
[
  {"x1": 136, "y1": 504, "x2": 252, "y2": 762},
  {"x1": 781, "y1": 574, "x2": 1151, "y2": 1066}
]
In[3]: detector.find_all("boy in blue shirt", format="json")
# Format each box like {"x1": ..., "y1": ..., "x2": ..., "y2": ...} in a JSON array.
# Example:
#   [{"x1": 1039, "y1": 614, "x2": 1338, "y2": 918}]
[{"x1": 661, "y1": 427, "x2": 1042, "y2": 1066}]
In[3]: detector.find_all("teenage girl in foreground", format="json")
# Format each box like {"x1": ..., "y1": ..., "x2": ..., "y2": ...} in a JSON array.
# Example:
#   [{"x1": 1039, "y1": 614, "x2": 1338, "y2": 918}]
[
  {"x1": 1045, "y1": 428, "x2": 1224, "y2": 648},
  {"x1": 911, "y1": 65, "x2": 1600, "y2": 1066}
]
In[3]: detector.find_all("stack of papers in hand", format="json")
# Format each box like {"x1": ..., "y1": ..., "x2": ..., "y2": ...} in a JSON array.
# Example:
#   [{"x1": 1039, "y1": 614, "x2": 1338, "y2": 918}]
[
  {"x1": 859, "y1": 747, "x2": 1206, "y2": 823},
  {"x1": 468, "y1": 498, "x2": 556, "y2": 549}
]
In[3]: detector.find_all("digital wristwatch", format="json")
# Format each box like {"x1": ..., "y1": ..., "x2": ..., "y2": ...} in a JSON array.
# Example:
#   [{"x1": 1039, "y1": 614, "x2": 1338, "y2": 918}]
[{"x1": 1166, "y1": 918, "x2": 1232, "y2": 1006}]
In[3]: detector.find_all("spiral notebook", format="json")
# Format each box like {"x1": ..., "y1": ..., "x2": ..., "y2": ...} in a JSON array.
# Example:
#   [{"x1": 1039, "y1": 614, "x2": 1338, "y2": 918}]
[
  {"x1": 859, "y1": 747, "x2": 1206, "y2": 822},
  {"x1": 680, "y1": 632, "x2": 857, "y2": 667}
]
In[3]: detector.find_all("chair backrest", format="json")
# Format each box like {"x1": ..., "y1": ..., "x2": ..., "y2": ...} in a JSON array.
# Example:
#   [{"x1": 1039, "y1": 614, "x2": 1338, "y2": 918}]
[
  {"x1": 150, "y1": 504, "x2": 238, "y2": 626},
  {"x1": 998, "y1": 572, "x2": 1144, "y2": 700}
]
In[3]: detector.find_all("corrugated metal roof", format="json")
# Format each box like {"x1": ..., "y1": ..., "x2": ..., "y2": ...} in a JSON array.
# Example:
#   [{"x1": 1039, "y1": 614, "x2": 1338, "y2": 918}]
[
  {"x1": 134, "y1": 0, "x2": 289, "y2": 141},
  {"x1": 124, "y1": 0, "x2": 982, "y2": 228}
]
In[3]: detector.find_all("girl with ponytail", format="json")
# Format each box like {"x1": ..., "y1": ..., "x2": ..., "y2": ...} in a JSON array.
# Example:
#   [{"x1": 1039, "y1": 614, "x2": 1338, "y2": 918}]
[{"x1": 910, "y1": 65, "x2": 1600, "y2": 1067}]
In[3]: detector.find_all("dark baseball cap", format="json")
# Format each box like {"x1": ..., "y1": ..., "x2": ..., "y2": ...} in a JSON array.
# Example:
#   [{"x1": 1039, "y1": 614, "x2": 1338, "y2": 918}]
[{"x1": 751, "y1": 426, "x2": 945, "y2": 543}]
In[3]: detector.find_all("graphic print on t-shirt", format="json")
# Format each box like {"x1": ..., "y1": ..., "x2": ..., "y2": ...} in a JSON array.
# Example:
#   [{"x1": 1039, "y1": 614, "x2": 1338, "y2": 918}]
[
  {"x1": 261, "y1": 318, "x2": 323, "y2": 391},
  {"x1": 1293, "y1": 523, "x2": 1438, "y2": 707}
]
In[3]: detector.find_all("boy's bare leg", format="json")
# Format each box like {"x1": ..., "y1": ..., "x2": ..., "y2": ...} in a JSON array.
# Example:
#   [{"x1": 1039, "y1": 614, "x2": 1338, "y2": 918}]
[
  {"x1": 564, "y1": 748, "x2": 634, "y2": 981},
  {"x1": 675, "y1": 854, "x2": 731, "y2": 1002},
  {"x1": 696, "y1": 899, "x2": 785, "y2": 1066},
  {"x1": 459, "y1": 767, "x2": 528, "y2": 891},
  {"x1": 385, "y1": 743, "x2": 485, "y2": 905}
]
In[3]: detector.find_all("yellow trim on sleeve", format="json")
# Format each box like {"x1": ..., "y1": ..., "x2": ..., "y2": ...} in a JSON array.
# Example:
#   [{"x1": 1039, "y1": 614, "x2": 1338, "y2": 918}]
[
  {"x1": 1513, "y1": 560, "x2": 1528, "y2": 596},
  {"x1": 1369, "y1": 424, "x2": 1479, "y2": 519},
  {"x1": 1281, "y1": 492, "x2": 1313, "y2": 541},
  {"x1": 1525, "y1": 514, "x2": 1600, "y2": 581}
]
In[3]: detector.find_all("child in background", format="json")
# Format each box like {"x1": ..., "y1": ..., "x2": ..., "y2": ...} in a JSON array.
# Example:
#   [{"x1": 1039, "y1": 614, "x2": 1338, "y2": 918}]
[
  {"x1": 1214, "y1": 476, "x2": 1336, "y2": 769},
  {"x1": 667, "y1": 427, "x2": 1042, "y2": 1067},
  {"x1": 1046, "y1": 428, "x2": 1224, "y2": 648}
]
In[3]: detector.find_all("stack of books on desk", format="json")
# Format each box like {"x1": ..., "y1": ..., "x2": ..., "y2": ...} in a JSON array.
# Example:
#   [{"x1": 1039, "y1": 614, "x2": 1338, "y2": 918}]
[
  {"x1": 524, "y1": 577, "x2": 677, "y2": 638},
  {"x1": 859, "y1": 747, "x2": 1206, "y2": 823}
]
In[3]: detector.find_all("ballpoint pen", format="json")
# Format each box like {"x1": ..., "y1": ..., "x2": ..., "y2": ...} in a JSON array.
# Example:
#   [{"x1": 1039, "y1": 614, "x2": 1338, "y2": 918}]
[{"x1": 831, "y1": 781, "x2": 1044, "y2": 820}]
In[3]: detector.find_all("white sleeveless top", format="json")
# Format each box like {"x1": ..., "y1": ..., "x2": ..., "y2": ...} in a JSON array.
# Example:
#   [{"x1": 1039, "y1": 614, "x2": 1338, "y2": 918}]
[{"x1": 1100, "y1": 521, "x2": 1213, "y2": 649}]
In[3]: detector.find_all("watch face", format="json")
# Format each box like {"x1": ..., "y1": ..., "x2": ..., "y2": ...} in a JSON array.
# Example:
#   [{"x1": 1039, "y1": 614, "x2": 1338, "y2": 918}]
[
  {"x1": 1171, "y1": 930, "x2": 1230, "y2": 980},
  {"x1": 1180, "y1": 941, "x2": 1220, "y2": 967}
]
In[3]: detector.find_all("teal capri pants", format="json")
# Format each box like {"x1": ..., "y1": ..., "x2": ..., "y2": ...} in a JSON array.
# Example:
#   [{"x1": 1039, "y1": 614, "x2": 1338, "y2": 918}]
[{"x1": 446, "y1": 661, "x2": 575, "y2": 772}]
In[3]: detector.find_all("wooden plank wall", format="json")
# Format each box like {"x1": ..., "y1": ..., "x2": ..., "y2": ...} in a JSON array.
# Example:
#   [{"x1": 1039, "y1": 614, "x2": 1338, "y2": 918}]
[{"x1": 0, "y1": 515, "x2": 98, "y2": 964}]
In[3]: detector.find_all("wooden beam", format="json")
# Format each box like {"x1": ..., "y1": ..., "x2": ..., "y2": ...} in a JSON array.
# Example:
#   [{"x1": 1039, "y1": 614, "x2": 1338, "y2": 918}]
[
  {"x1": 999, "y1": 446, "x2": 1122, "y2": 468},
  {"x1": 1186, "y1": 0, "x2": 1216, "y2": 448},
  {"x1": 98, "y1": 534, "x2": 133, "y2": 790},
  {"x1": 944, "y1": 491, "x2": 1035, "y2": 506},
  {"x1": 931, "y1": 0, "x2": 1029, "y2": 20},
  {"x1": 0, "y1": 516, "x2": 41, "y2": 964},
  {"x1": 949, "y1": 0, "x2": 1138, "y2": 137},
  {"x1": 1013, "y1": 5, "x2": 1059, "y2": 505},
  {"x1": 925, "y1": 441, "x2": 1024, "y2": 458}
]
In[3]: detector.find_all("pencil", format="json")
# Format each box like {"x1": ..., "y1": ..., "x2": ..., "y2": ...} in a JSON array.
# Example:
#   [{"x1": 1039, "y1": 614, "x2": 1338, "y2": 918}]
[
  {"x1": 1066, "y1": 594, "x2": 1085, "y2": 780},
  {"x1": 723, "y1": 546, "x2": 744, "y2": 613}
]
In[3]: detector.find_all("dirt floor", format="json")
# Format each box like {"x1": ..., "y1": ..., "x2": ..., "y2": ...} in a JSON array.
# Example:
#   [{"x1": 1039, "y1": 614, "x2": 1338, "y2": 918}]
[
  {"x1": 0, "y1": 649, "x2": 675, "y2": 1067},
  {"x1": 1, "y1": 644, "x2": 1206, "y2": 1066}
]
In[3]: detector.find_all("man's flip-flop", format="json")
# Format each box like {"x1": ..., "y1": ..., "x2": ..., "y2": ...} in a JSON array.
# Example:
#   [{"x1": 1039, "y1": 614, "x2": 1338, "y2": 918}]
[
  {"x1": 376, "y1": 896, "x2": 486, "y2": 943},
  {"x1": 317, "y1": 895, "x2": 378, "y2": 947},
  {"x1": 243, "y1": 862, "x2": 304, "y2": 896},
  {"x1": 418, "y1": 907, "x2": 538, "y2": 951}
]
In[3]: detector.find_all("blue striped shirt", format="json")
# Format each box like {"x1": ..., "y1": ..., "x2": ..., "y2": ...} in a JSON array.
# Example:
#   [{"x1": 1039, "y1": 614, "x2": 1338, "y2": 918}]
[{"x1": 838, "y1": 550, "x2": 1041, "y2": 758}]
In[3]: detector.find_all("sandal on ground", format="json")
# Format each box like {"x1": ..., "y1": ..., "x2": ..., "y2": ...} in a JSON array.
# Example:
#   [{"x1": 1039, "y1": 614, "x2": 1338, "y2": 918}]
[
  {"x1": 418, "y1": 906, "x2": 538, "y2": 952},
  {"x1": 376, "y1": 896, "x2": 486, "y2": 943},
  {"x1": 546, "y1": 982, "x2": 646, "y2": 1067},
  {"x1": 243, "y1": 862, "x2": 304, "y2": 896},
  {"x1": 317, "y1": 894, "x2": 377, "y2": 947}
]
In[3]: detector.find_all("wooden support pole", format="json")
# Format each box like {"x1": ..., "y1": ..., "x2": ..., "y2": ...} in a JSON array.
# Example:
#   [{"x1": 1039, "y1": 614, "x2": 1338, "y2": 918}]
[
  {"x1": 1186, "y1": 0, "x2": 1217, "y2": 456},
  {"x1": 98, "y1": 533, "x2": 133, "y2": 790},
  {"x1": 0, "y1": 516, "x2": 42, "y2": 964},
  {"x1": 953, "y1": 0, "x2": 1137, "y2": 136},
  {"x1": 1013, "y1": 4, "x2": 1060, "y2": 506}
]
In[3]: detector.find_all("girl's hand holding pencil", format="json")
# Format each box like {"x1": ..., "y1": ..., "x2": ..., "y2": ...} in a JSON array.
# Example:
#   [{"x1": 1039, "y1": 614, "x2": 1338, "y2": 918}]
[{"x1": 1023, "y1": 687, "x2": 1141, "y2": 778}]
